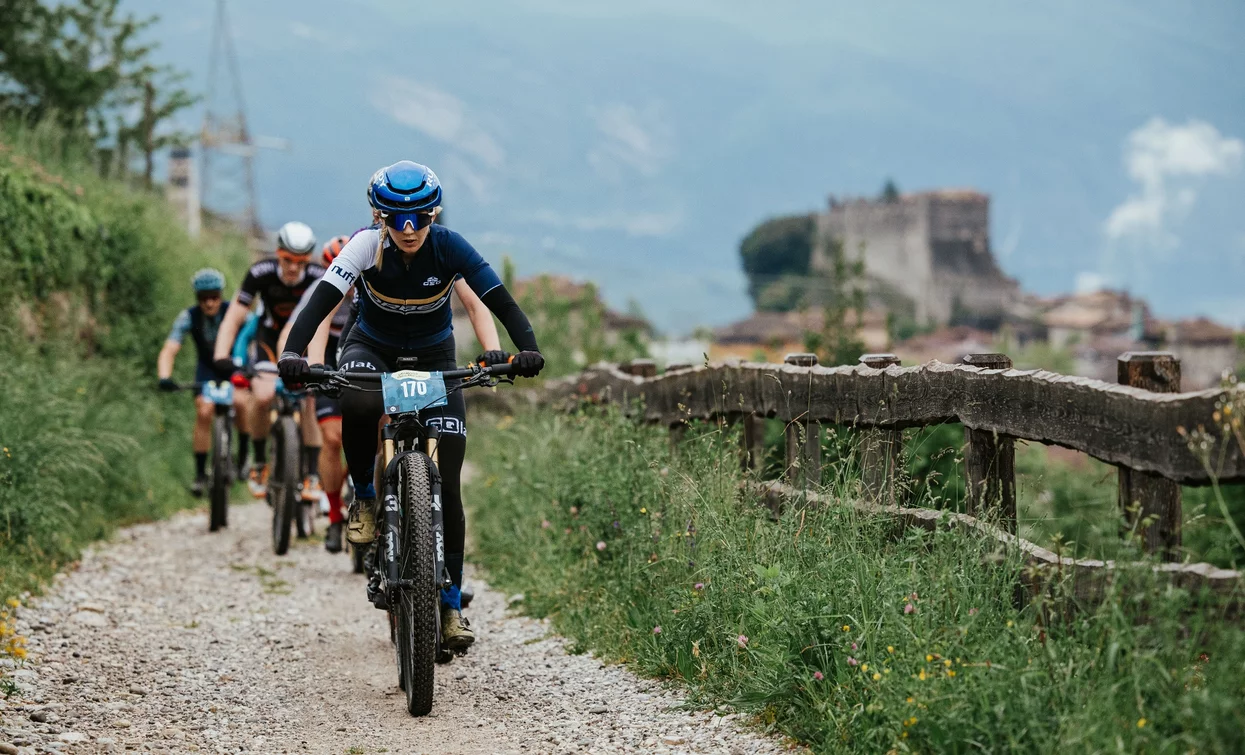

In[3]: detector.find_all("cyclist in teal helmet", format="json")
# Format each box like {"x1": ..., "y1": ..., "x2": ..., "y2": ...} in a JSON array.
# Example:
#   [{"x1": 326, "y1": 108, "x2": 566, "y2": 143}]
[{"x1": 157, "y1": 268, "x2": 251, "y2": 496}]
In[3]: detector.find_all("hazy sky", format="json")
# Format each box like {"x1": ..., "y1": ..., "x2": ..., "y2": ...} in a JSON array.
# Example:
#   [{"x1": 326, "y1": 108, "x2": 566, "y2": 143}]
[{"x1": 126, "y1": 0, "x2": 1245, "y2": 332}]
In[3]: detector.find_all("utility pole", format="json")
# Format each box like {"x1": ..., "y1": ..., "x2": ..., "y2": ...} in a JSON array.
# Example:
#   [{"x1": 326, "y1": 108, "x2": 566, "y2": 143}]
[{"x1": 200, "y1": 0, "x2": 286, "y2": 246}]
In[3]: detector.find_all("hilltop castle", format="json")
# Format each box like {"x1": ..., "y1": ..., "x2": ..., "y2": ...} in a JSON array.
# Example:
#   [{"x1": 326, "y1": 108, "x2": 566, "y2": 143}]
[{"x1": 811, "y1": 189, "x2": 1020, "y2": 327}]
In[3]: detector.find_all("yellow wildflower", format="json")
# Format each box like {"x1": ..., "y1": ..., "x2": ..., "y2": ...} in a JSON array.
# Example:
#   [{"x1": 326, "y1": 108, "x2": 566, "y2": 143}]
[
  {"x1": 1137, "y1": 718, "x2": 1147, "y2": 728},
  {"x1": 640, "y1": 508, "x2": 647, "y2": 514},
  {"x1": 887, "y1": 646, "x2": 894, "y2": 653},
  {"x1": 925, "y1": 654, "x2": 933, "y2": 662},
  {"x1": 946, "y1": 669, "x2": 956, "y2": 677},
  {"x1": 861, "y1": 664, "x2": 869, "y2": 672},
  {"x1": 4, "y1": 598, "x2": 17, "y2": 609},
  {"x1": 842, "y1": 625, "x2": 850, "y2": 632},
  {"x1": 872, "y1": 672, "x2": 881, "y2": 680},
  {"x1": 906, "y1": 697, "x2": 914, "y2": 704},
  {"x1": 1006, "y1": 620, "x2": 1014, "y2": 627},
  {"x1": 918, "y1": 669, "x2": 927, "y2": 681},
  {"x1": 944, "y1": 659, "x2": 952, "y2": 667}
]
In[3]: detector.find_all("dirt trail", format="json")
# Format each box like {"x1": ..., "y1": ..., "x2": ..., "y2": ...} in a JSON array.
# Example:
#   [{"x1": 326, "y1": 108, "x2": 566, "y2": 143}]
[{"x1": 1, "y1": 493, "x2": 785, "y2": 755}]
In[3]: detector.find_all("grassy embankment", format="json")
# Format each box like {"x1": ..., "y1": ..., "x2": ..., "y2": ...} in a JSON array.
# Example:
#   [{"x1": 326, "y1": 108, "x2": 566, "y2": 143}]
[
  {"x1": 0, "y1": 122, "x2": 250, "y2": 606},
  {"x1": 467, "y1": 405, "x2": 1245, "y2": 754}
]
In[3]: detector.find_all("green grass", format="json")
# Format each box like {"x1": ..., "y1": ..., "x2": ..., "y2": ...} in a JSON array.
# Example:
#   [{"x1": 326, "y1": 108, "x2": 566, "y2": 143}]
[
  {"x1": 467, "y1": 406, "x2": 1245, "y2": 754},
  {"x1": 0, "y1": 116, "x2": 251, "y2": 603}
]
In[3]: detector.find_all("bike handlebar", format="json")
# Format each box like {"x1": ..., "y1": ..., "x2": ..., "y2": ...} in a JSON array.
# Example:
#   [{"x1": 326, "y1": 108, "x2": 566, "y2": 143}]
[{"x1": 303, "y1": 362, "x2": 516, "y2": 385}]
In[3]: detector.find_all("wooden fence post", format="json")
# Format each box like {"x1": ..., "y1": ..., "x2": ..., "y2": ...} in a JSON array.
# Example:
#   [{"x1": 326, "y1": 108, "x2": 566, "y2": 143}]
[
  {"x1": 741, "y1": 413, "x2": 765, "y2": 474},
  {"x1": 620, "y1": 359, "x2": 657, "y2": 378},
  {"x1": 859, "y1": 354, "x2": 902, "y2": 504},
  {"x1": 783, "y1": 353, "x2": 821, "y2": 488},
  {"x1": 962, "y1": 353, "x2": 1017, "y2": 532},
  {"x1": 1118, "y1": 351, "x2": 1182, "y2": 560}
]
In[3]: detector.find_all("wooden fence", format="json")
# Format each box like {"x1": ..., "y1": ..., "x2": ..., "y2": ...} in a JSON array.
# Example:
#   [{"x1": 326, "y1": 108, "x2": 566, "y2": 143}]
[{"x1": 540, "y1": 351, "x2": 1245, "y2": 606}]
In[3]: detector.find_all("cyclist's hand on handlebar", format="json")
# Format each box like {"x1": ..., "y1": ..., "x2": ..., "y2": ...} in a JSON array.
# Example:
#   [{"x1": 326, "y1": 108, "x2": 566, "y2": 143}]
[
  {"x1": 278, "y1": 351, "x2": 311, "y2": 387},
  {"x1": 212, "y1": 358, "x2": 238, "y2": 381},
  {"x1": 158, "y1": 378, "x2": 179, "y2": 392},
  {"x1": 512, "y1": 350, "x2": 544, "y2": 378},
  {"x1": 476, "y1": 350, "x2": 511, "y2": 368}
]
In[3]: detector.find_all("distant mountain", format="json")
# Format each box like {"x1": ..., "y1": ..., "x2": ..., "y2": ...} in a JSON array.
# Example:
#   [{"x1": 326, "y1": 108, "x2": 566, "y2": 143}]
[{"x1": 125, "y1": 0, "x2": 1245, "y2": 333}]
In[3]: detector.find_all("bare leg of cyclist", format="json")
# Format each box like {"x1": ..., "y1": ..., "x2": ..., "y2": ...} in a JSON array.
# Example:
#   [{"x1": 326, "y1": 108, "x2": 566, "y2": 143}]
[
  {"x1": 319, "y1": 418, "x2": 344, "y2": 552},
  {"x1": 248, "y1": 373, "x2": 276, "y2": 498},
  {"x1": 300, "y1": 396, "x2": 323, "y2": 503},
  {"x1": 191, "y1": 396, "x2": 213, "y2": 496},
  {"x1": 233, "y1": 387, "x2": 252, "y2": 477}
]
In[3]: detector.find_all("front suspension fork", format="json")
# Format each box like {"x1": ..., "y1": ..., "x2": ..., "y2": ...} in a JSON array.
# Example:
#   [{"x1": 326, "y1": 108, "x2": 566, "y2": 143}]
[{"x1": 380, "y1": 426, "x2": 449, "y2": 596}]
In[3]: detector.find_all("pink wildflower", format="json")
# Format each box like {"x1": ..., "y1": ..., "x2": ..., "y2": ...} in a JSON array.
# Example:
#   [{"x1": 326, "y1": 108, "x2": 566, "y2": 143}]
[
  {"x1": 904, "y1": 603, "x2": 916, "y2": 615},
  {"x1": 596, "y1": 541, "x2": 607, "y2": 551},
  {"x1": 851, "y1": 642, "x2": 858, "y2": 651},
  {"x1": 968, "y1": 607, "x2": 978, "y2": 616},
  {"x1": 694, "y1": 582, "x2": 704, "y2": 591},
  {"x1": 570, "y1": 506, "x2": 579, "y2": 515},
  {"x1": 541, "y1": 520, "x2": 551, "y2": 529},
  {"x1": 813, "y1": 671, "x2": 824, "y2": 681},
  {"x1": 653, "y1": 626, "x2": 662, "y2": 635},
  {"x1": 737, "y1": 635, "x2": 749, "y2": 648},
  {"x1": 847, "y1": 656, "x2": 859, "y2": 666}
]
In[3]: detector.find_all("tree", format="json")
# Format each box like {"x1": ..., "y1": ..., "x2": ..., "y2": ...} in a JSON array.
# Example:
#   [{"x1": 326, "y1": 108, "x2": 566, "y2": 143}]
[
  {"x1": 812, "y1": 238, "x2": 866, "y2": 366},
  {"x1": 738, "y1": 213, "x2": 815, "y2": 311},
  {"x1": 880, "y1": 178, "x2": 900, "y2": 203},
  {"x1": 0, "y1": 0, "x2": 195, "y2": 177}
]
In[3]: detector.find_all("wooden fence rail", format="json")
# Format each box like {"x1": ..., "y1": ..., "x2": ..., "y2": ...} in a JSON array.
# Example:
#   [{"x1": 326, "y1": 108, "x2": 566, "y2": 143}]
[{"x1": 545, "y1": 351, "x2": 1245, "y2": 567}]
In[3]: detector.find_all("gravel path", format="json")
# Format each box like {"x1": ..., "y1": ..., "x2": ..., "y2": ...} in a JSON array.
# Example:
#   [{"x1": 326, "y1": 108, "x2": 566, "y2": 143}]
[{"x1": 0, "y1": 495, "x2": 789, "y2": 754}]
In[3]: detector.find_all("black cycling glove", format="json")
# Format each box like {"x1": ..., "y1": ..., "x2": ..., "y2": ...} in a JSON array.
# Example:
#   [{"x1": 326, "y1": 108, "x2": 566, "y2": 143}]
[
  {"x1": 512, "y1": 350, "x2": 544, "y2": 378},
  {"x1": 476, "y1": 350, "x2": 511, "y2": 367},
  {"x1": 212, "y1": 358, "x2": 238, "y2": 380},
  {"x1": 278, "y1": 351, "x2": 311, "y2": 386},
  {"x1": 158, "y1": 378, "x2": 179, "y2": 392}
]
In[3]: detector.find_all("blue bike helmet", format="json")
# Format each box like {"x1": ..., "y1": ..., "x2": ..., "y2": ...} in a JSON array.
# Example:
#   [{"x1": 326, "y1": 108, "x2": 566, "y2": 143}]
[
  {"x1": 191, "y1": 268, "x2": 226, "y2": 293},
  {"x1": 367, "y1": 161, "x2": 442, "y2": 214}
]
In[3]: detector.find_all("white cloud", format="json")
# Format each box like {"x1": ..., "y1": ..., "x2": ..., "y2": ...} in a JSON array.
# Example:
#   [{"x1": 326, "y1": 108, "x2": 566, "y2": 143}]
[
  {"x1": 371, "y1": 78, "x2": 505, "y2": 169},
  {"x1": 1104, "y1": 118, "x2": 1244, "y2": 246},
  {"x1": 587, "y1": 103, "x2": 672, "y2": 179},
  {"x1": 530, "y1": 208, "x2": 683, "y2": 237},
  {"x1": 290, "y1": 22, "x2": 356, "y2": 48},
  {"x1": 1074, "y1": 271, "x2": 1104, "y2": 294}
]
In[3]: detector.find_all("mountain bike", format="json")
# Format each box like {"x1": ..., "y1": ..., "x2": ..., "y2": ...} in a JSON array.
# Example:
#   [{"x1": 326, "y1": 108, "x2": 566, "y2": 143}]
[
  {"x1": 304, "y1": 359, "x2": 515, "y2": 717},
  {"x1": 169, "y1": 379, "x2": 236, "y2": 532},
  {"x1": 257, "y1": 366, "x2": 316, "y2": 555}
]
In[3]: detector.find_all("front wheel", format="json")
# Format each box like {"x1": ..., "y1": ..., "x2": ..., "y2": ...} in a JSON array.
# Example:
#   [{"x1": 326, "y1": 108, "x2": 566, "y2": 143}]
[
  {"x1": 395, "y1": 452, "x2": 437, "y2": 717},
  {"x1": 208, "y1": 415, "x2": 231, "y2": 532},
  {"x1": 270, "y1": 417, "x2": 300, "y2": 555}
]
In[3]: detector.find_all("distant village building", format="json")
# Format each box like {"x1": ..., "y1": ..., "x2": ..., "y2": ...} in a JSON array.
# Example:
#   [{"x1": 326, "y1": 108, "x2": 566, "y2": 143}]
[
  {"x1": 1165, "y1": 318, "x2": 1238, "y2": 390},
  {"x1": 893, "y1": 326, "x2": 997, "y2": 366},
  {"x1": 709, "y1": 309, "x2": 889, "y2": 363},
  {"x1": 811, "y1": 189, "x2": 1020, "y2": 327}
]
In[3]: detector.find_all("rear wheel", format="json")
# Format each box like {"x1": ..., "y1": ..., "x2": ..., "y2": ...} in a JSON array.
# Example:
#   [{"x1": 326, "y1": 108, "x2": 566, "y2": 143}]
[
  {"x1": 395, "y1": 452, "x2": 437, "y2": 716},
  {"x1": 270, "y1": 417, "x2": 299, "y2": 555},
  {"x1": 208, "y1": 415, "x2": 231, "y2": 532}
]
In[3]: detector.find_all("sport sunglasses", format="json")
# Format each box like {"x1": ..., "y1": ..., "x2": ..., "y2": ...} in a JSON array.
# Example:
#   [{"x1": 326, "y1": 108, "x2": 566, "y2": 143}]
[{"x1": 379, "y1": 210, "x2": 436, "y2": 232}]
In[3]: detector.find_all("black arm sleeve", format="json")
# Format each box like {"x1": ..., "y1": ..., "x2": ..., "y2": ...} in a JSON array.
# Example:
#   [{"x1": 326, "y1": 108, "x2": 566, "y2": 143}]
[
  {"x1": 283, "y1": 283, "x2": 345, "y2": 358},
  {"x1": 480, "y1": 285, "x2": 540, "y2": 353}
]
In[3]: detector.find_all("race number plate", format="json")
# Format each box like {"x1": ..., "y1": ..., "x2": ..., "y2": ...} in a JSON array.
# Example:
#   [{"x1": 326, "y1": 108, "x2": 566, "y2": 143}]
[
  {"x1": 381, "y1": 370, "x2": 448, "y2": 415},
  {"x1": 201, "y1": 380, "x2": 234, "y2": 406}
]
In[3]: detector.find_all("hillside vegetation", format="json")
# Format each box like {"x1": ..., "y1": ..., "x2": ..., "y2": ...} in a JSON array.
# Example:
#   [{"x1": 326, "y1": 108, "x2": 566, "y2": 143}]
[{"x1": 0, "y1": 123, "x2": 249, "y2": 602}]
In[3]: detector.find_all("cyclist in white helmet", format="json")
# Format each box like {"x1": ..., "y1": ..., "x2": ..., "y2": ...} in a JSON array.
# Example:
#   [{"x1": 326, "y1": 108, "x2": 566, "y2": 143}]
[{"x1": 213, "y1": 222, "x2": 325, "y2": 499}]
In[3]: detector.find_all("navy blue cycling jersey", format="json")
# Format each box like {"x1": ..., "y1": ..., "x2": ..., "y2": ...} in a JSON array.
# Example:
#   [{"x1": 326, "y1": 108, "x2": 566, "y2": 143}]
[
  {"x1": 321, "y1": 225, "x2": 502, "y2": 349},
  {"x1": 167, "y1": 302, "x2": 231, "y2": 368}
]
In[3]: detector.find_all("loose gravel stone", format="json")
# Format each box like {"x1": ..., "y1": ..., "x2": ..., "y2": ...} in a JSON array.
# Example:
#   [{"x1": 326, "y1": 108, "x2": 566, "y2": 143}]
[{"x1": 0, "y1": 475, "x2": 793, "y2": 754}]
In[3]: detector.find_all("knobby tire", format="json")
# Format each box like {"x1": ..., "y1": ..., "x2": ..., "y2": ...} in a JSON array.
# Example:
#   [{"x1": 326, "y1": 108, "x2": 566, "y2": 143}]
[
  {"x1": 208, "y1": 415, "x2": 230, "y2": 532},
  {"x1": 270, "y1": 417, "x2": 299, "y2": 555},
  {"x1": 395, "y1": 452, "x2": 437, "y2": 717}
]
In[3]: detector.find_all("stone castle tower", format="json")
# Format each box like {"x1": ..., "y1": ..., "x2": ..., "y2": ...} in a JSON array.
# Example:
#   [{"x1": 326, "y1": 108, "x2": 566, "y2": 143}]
[{"x1": 811, "y1": 189, "x2": 1019, "y2": 326}]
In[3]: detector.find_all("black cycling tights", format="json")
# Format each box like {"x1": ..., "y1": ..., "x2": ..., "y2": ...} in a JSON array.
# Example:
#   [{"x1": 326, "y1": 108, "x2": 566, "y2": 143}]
[{"x1": 338, "y1": 333, "x2": 468, "y2": 588}]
